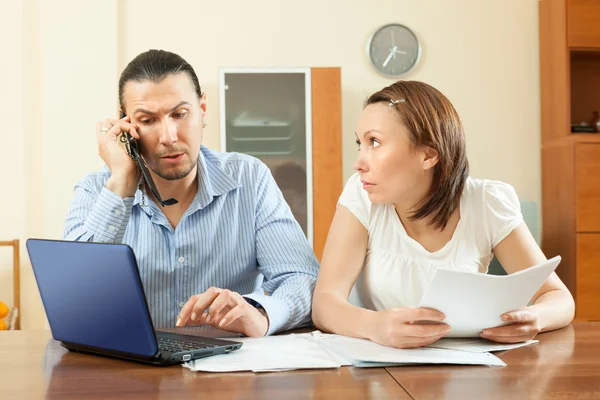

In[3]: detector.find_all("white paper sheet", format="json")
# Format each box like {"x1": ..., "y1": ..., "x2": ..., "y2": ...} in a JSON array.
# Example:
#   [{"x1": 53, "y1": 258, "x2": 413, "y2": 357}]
[
  {"x1": 182, "y1": 332, "x2": 524, "y2": 372},
  {"x1": 183, "y1": 334, "x2": 340, "y2": 372},
  {"x1": 426, "y1": 338, "x2": 538, "y2": 353},
  {"x1": 418, "y1": 256, "x2": 561, "y2": 338},
  {"x1": 317, "y1": 335, "x2": 506, "y2": 367}
]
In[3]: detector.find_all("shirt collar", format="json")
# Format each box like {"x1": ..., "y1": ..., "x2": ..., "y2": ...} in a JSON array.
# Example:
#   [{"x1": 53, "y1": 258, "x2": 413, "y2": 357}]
[{"x1": 133, "y1": 146, "x2": 241, "y2": 213}]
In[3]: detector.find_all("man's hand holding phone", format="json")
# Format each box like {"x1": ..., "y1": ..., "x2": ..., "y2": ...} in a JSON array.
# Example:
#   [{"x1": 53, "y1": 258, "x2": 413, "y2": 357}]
[{"x1": 97, "y1": 115, "x2": 140, "y2": 198}]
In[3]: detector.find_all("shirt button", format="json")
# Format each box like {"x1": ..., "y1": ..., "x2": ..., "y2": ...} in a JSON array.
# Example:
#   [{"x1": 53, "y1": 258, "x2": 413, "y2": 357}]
[
  {"x1": 178, "y1": 257, "x2": 185, "y2": 263},
  {"x1": 114, "y1": 209, "x2": 122, "y2": 216},
  {"x1": 178, "y1": 301, "x2": 185, "y2": 308},
  {"x1": 108, "y1": 225, "x2": 116, "y2": 232}
]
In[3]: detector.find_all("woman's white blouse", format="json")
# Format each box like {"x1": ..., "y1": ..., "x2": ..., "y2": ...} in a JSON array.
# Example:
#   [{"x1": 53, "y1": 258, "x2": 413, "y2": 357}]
[{"x1": 338, "y1": 173, "x2": 523, "y2": 311}]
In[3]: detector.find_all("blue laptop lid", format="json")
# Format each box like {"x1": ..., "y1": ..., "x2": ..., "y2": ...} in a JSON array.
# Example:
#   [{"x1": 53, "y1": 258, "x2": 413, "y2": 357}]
[{"x1": 26, "y1": 239, "x2": 158, "y2": 357}]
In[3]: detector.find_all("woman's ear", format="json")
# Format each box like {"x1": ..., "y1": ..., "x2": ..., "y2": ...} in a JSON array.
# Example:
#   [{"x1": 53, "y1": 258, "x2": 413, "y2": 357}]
[{"x1": 422, "y1": 147, "x2": 440, "y2": 171}]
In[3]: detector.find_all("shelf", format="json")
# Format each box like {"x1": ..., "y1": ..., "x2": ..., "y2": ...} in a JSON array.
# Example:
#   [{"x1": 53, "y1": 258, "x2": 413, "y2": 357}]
[
  {"x1": 570, "y1": 52, "x2": 600, "y2": 126},
  {"x1": 571, "y1": 49, "x2": 600, "y2": 60},
  {"x1": 572, "y1": 133, "x2": 600, "y2": 143},
  {"x1": 542, "y1": 133, "x2": 600, "y2": 149}
]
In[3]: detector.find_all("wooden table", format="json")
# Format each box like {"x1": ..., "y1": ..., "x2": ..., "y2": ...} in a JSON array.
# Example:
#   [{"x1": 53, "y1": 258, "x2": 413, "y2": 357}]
[
  {"x1": 389, "y1": 322, "x2": 600, "y2": 399},
  {"x1": 2, "y1": 323, "x2": 600, "y2": 399}
]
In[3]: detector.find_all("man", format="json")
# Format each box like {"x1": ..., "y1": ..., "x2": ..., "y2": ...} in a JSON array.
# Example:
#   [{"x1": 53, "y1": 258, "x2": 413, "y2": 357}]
[{"x1": 64, "y1": 49, "x2": 319, "y2": 337}]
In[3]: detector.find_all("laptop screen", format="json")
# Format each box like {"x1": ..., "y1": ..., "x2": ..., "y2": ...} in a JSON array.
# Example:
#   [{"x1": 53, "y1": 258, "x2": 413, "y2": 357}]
[{"x1": 27, "y1": 239, "x2": 158, "y2": 357}]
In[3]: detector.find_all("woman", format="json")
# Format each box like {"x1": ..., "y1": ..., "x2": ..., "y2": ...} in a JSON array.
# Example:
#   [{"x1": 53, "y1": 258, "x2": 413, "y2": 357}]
[{"x1": 312, "y1": 80, "x2": 574, "y2": 349}]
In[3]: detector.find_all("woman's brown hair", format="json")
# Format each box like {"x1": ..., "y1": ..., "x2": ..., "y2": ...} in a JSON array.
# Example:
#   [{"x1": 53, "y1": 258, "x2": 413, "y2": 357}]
[{"x1": 365, "y1": 80, "x2": 469, "y2": 230}]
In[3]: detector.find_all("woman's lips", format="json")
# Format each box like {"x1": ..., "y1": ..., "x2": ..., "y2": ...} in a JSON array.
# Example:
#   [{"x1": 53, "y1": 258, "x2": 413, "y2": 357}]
[{"x1": 361, "y1": 180, "x2": 375, "y2": 190}]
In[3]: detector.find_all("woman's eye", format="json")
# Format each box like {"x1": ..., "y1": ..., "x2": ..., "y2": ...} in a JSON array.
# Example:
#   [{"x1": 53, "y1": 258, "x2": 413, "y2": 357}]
[
  {"x1": 141, "y1": 119, "x2": 153, "y2": 124},
  {"x1": 355, "y1": 139, "x2": 361, "y2": 150},
  {"x1": 371, "y1": 139, "x2": 381, "y2": 148},
  {"x1": 173, "y1": 111, "x2": 187, "y2": 119}
]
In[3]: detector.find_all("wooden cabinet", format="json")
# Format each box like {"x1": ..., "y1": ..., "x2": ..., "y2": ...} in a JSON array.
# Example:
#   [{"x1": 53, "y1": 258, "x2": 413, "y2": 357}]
[
  {"x1": 567, "y1": 0, "x2": 600, "y2": 48},
  {"x1": 576, "y1": 234, "x2": 600, "y2": 319},
  {"x1": 576, "y1": 144, "x2": 600, "y2": 232},
  {"x1": 540, "y1": 0, "x2": 600, "y2": 320}
]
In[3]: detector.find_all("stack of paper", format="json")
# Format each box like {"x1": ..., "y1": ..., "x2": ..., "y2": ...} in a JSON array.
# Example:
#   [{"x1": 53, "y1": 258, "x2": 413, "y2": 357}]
[
  {"x1": 314, "y1": 334, "x2": 507, "y2": 367},
  {"x1": 183, "y1": 334, "x2": 340, "y2": 372},
  {"x1": 183, "y1": 331, "x2": 541, "y2": 372},
  {"x1": 426, "y1": 338, "x2": 538, "y2": 353}
]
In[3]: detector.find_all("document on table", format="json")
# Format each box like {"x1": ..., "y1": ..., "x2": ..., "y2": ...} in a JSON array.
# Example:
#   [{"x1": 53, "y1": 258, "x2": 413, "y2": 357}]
[
  {"x1": 182, "y1": 331, "x2": 537, "y2": 372},
  {"x1": 418, "y1": 256, "x2": 561, "y2": 338},
  {"x1": 183, "y1": 334, "x2": 341, "y2": 372},
  {"x1": 426, "y1": 338, "x2": 538, "y2": 353},
  {"x1": 316, "y1": 335, "x2": 506, "y2": 367}
]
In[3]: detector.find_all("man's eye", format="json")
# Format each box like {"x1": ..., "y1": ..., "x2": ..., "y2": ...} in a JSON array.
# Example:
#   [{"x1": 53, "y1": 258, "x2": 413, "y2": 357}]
[
  {"x1": 173, "y1": 111, "x2": 187, "y2": 119},
  {"x1": 141, "y1": 119, "x2": 153, "y2": 124}
]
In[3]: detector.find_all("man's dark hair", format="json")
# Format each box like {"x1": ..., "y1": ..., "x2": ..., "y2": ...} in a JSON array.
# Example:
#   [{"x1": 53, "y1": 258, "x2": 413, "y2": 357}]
[{"x1": 118, "y1": 49, "x2": 202, "y2": 114}]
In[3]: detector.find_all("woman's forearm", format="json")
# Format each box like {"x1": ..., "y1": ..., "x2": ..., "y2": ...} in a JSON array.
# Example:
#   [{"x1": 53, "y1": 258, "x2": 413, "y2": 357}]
[
  {"x1": 530, "y1": 289, "x2": 575, "y2": 332},
  {"x1": 312, "y1": 292, "x2": 378, "y2": 340}
]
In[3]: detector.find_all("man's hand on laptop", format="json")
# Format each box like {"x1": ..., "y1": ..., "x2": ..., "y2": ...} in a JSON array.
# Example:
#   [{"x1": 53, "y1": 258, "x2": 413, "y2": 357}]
[{"x1": 176, "y1": 287, "x2": 269, "y2": 337}]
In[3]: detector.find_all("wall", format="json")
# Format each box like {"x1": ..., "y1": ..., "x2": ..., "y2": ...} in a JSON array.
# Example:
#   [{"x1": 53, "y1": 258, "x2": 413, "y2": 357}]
[{"x1": 0, "y1": 0, "x2": 540, "y2": 329}]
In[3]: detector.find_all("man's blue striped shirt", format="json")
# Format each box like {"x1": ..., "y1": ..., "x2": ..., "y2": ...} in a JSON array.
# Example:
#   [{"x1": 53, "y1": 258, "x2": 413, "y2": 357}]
[{"x1": 63, "y1": 146, "x2": 319, "y2": 334}]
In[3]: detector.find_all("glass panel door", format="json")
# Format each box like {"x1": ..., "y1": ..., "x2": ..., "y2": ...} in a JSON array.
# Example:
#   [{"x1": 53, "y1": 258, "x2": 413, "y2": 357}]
[{"x1": 220, "y1": 69, "x2": 313, "y2": 245}]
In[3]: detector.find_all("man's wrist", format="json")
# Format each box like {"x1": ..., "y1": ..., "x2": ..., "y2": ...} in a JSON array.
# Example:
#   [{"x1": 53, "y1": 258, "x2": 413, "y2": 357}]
[
  {"x1": 106, "y1": 173, "x2": 138, "y2": 199},
  {"x1": 257, "y1": 307, "x2": 269, "y2": 336},
  {"x1": 256, "y1": 306, "x2": 268, "y2": 318},
  {"x1": 244, "y1": 297, "x2": 270, "y2": 335}
]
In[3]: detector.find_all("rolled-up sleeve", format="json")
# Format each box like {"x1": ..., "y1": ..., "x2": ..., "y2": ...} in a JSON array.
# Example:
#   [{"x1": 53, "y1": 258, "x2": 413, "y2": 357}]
[{"x1": 244, "y1": 164, "x2": 319, "y2": 335}]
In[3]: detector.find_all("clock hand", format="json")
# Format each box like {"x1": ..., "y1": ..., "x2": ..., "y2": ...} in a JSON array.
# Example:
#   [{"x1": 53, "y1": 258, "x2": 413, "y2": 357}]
[
  {"x1": 393, "y1": 49, "x2": 407, "y2": 55},
  {"x1": 382, "y1": 49, "x2": 395, "y2": 68},
  {"x1": 383, "y1": 45, "x2": 399, "y2": 67},
  {"x1": 391, "y1": 31, "x2": 395, "y2": 47}
]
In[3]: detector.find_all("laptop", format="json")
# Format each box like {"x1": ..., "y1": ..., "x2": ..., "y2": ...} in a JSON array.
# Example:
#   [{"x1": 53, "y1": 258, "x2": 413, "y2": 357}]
[{"x1": 26, "y1": 238, "x2": 243, "y2": 366}]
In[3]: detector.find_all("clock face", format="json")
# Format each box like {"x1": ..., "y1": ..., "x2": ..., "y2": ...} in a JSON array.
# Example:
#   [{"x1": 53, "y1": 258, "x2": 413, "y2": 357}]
[{"x1": 367, "y1": 24, "x2": 420, "y2": 77}]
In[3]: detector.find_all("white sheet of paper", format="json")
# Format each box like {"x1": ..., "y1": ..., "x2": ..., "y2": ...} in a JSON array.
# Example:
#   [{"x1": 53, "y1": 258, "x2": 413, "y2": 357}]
[
  {"x1": 183, "y1": 334, "x2": 340, "y2": 372},
  {"x1": 317, "y1": 335, "x2": 506, "y2": 367},
  {"x1": 418, "y1": 256, "x2": 561, "y2": 338},
  {"x1": 426, "y1": 338, "x2": 538, "y2": 353}
]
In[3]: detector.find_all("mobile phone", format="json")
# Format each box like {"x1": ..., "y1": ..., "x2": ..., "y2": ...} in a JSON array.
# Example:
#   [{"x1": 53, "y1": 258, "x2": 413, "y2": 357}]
[{"x1": 120, "y1": 112, "x2": 178, "y2": 207}]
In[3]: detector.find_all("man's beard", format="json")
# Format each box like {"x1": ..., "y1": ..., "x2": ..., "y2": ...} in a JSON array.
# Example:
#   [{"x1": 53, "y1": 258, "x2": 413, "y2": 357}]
[{"x1": 149, "y1": 152, "x2": 197, "y2": 181}]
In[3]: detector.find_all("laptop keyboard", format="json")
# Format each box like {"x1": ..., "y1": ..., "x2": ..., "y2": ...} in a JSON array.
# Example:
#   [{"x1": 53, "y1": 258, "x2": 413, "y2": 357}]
[{"x1": 157, "y1": 337, "x2": 216, "y2": 353}]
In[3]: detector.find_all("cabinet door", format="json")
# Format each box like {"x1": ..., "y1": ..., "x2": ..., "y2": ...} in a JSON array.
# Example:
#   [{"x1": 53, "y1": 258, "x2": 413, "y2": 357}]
[
  {"x1": 576, "y1": 234, "x2": 600, "y2": 320},
  {"x1": 568, "y1": 0, "x2": 600, "y2": 48},
  {"x1": 576, "y1": 144, "x2": 600, "y2": 232},
  {"x1": 220, "y1": 69, "x2": 313, "y2": 244}
]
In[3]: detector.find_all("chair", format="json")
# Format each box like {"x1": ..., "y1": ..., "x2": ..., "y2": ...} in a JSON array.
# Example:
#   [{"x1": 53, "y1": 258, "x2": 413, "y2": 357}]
[{"x1": 0, "y1": 239, "x2": 20, "y2": 329}]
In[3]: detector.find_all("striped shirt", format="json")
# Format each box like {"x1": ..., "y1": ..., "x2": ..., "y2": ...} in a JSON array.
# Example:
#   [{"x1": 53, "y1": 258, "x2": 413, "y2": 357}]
[{"x1": 63, "y1": 146, "x2": 319, "y2": 335}]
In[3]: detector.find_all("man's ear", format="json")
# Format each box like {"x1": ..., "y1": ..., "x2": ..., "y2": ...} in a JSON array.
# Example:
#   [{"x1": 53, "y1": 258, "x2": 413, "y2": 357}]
[
  {"x1": 422, "y1": 147, "x2": 440, "y2": 171},
  {"x1": 200, "y1": 93, "x2": 207, "y2": 114}
]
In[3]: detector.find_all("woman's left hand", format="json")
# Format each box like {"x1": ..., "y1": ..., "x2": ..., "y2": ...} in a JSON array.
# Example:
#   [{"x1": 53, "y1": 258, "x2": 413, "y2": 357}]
[{"x1": 480, "y1": 307, "x2": 542, "y2": 343}]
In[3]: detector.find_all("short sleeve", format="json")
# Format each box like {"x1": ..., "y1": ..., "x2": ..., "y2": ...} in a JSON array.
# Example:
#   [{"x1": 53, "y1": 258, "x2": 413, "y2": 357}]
[
  {"x1": 484, "y1": 180, "x2": 523, "y2": 248},
  {"x1": 337, "y1": 173, "x2": 371, "y2": 229}
]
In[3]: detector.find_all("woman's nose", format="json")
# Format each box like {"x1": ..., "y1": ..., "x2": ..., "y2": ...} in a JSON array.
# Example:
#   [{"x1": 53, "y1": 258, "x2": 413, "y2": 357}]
[{"x1": 354, "y1": 151, "x2": 369, "y2": 172}]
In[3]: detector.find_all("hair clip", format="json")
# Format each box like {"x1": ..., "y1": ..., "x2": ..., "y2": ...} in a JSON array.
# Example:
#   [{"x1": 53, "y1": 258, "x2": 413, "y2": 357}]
[{"x1": 388, "y1": 98, "x2": 406, "y2": 107}]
